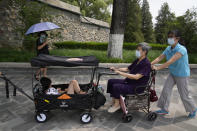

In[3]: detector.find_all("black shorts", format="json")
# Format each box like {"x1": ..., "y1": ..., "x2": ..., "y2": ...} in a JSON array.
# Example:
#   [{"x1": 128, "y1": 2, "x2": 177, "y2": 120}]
[{"x1": 37, "y1": 53, "x2": 49, "y2": 68}]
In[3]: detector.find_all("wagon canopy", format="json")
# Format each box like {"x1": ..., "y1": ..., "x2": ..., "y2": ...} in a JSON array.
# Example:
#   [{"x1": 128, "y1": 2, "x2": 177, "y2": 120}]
[{"x1": 31, "y1": 54, "x2": 99, "y2": 67}]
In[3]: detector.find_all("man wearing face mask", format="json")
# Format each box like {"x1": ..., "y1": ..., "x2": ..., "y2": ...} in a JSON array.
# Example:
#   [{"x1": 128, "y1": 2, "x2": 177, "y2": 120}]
[
  {"x1": 151, "y1": 30, "x2": 197, "y2": 118},
  {"x1": 35, "y1": 31, "x2": 49, "y2": 80},
  {"x1": 107, "y1": 42, "x2": 151, "y2": 113}
]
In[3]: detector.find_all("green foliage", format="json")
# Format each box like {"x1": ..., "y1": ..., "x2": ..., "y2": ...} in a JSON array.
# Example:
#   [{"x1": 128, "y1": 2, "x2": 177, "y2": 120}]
[
  {"x1": 22, "y1": 36, "x2": 37, "y2": 52},
  {"x1": 155, "y1": 3, "x2": 197, "y2": 52},
  {"x1": 60, "y1": 0, "x2": 113, "y2": 23},
  {"x1": 53, "y1": 41, "x2": 168, "y2": 50},
  {"x1": 155, "y1": 2, "x2": 175, "y2": 44},
  {"x1": 141, "y1": 0, "x2": 155, "y2": 43},
  {"x1": 14, "y1": 0, "x2": 47, "y2": 51},
  {"x1": 124, "y1": 0, "x2": 144, "y2": 43},
  {"x1": 183, "y1": 9, "x2": 197, "y2": 52},
  {"x1": 14, "y1": 0, "x2": 47, "y2": 35},
  {"x1": 171, "y1": 9, "x2": 197, "y2": 53}
]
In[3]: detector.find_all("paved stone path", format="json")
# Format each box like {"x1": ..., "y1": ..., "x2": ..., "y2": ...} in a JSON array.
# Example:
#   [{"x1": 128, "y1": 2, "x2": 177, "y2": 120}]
[{"x1": 0, "y1": 68, "x2": 197, "y2": 131}]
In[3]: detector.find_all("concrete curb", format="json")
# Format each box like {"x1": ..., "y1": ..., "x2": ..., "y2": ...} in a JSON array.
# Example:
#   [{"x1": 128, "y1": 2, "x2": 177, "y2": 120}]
[{"x1": 0, "y1": 62, "x2": 197, "y2": 68}]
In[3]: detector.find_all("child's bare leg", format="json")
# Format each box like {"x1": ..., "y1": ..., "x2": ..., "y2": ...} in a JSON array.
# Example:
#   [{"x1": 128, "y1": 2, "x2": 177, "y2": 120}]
[
  {"x1": 67, "y1": 81, "x2": 74, "y2": 94},
  {"x1": 72, "y1": 80, "x2": 86, "y2": 94}
]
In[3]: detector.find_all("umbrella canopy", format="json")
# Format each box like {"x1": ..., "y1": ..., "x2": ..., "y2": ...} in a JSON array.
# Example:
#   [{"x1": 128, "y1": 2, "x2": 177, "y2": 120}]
[{"x1": 25, "y1": 22, "x2": 61, "y2": 35}]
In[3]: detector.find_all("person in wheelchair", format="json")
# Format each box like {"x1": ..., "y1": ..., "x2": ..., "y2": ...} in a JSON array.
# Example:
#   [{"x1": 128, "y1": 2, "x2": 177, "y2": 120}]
[
  {"x1": 107, "y1": 42, "x2": 151, "y2": 113},
  {"x1": 40, "y1": 77, "x2": 86, "y2": 95}
]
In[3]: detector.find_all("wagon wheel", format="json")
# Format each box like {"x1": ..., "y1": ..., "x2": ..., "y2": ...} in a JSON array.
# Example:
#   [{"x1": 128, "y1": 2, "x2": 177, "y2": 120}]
[
  {"x1": 35, "y1": 112, "x2": 48, "y2": 123},
  {"x1": 122, "y1": 113, "x2": 133, "y2": 123},
  {"x1": 80, "y1": 112, "x2": 93, "y2": 124},
  {"x1": 147, "y1": 112, "x2": 157, "y2": 121}
]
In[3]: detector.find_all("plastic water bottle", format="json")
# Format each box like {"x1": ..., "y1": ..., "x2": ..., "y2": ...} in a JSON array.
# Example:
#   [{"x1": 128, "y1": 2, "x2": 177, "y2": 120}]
[{"x1": 97, "y1": 85, "x2": 104, "y2": 93}]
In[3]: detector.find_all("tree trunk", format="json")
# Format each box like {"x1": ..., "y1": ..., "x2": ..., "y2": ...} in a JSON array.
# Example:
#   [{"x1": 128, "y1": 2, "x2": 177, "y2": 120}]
[{"x1": 107, "y1": 0, "x2": 128, "y2": 59}]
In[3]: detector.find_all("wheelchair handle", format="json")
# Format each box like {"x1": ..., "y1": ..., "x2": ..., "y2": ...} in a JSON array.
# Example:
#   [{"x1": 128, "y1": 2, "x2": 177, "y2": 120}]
[
  {"x1": 98, "y1": 72, "x2": 118, "y2": 76},
  {"x1": 96, "y1": 67, "x2": 110, "y2": 70}
]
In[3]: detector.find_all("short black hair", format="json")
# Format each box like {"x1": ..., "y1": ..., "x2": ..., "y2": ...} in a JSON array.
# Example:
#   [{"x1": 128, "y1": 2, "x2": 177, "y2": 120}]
[
  {"x1": 40, "y1": 77, "x2": 51, "y2": 93},
  {"x1": 38, "y1": 31, "x2": 48, "y2": 37},
  {"x1": 168, "y1": 30, "x2": 185, "y2": 45},
  {"x1": 168, "y1": 30, "x2": 181, "y2": 38}
]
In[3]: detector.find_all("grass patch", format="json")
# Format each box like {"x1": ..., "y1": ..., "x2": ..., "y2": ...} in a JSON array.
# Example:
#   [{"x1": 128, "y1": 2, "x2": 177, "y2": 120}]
[{"x1": 50, "y1": 49, "x2": 164, "y2": 63}]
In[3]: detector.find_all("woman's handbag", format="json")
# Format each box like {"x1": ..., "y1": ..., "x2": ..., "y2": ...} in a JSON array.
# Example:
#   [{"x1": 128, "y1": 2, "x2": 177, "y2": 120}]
[{"x1": 150, "y1": 74, "x2": 158, "y2": 102}]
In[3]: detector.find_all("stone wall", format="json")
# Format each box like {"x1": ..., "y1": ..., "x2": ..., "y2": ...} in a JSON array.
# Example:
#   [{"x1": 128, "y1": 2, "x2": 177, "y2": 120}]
[
  {"x1": 0, "y1": 0, "x2": 23, "y2": 48},
  {"x1": 0, "y1": 0, "x2": 110, "y2": 48},
  {"x1": 45, "y1": 8, "x2": 110, "y2": 43}
]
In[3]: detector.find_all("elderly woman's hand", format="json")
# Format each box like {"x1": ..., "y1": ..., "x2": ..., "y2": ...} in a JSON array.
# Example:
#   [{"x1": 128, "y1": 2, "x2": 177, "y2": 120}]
[
  {"x1": 110, "y1": 67, "x2": 116, "y2": 71},
  {"x1": 151, "y1": 65, "x2": 159, "y2": 71},
  {"x1": 114, "y1": 69, "x2": 120, "y2": 74}
]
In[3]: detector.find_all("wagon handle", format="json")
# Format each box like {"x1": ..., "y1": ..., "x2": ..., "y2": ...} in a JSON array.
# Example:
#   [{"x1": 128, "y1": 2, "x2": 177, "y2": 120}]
[{"x1": 0, "y1": 74, "x2": 34, "y2": 101}]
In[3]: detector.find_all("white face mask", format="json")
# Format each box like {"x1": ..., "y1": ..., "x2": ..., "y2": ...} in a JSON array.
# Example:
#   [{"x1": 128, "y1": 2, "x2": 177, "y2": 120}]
[
  {"x1": 168, "y1": 38, "x2": 175, "y2": 45},
  {"x1": 135, "y1": 50, "x2": 141, "y2": 58}
]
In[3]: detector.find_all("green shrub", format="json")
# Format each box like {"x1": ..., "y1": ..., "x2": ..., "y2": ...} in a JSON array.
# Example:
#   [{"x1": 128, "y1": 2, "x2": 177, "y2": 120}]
[
  {"x1": 53, "y1": 41, "x2": 168, "y2": 51},
  {"x1": 22, "y1": 36, "x2": 37, "y2": 51},
  {"x1": 54, "y1": 41, "x2": 107, "y2": 50}
]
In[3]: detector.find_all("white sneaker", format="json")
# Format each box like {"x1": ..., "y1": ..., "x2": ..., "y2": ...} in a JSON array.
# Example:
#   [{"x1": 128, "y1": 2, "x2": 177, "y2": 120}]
[{"x1": 108, "y1": 106, "x2": 120, "y2": 113}]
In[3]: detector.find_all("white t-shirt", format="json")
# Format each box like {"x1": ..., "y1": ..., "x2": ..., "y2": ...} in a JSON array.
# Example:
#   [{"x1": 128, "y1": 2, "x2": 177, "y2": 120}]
[{"x1": 46, "y1": 87, "x2": 59, "y2": 95}]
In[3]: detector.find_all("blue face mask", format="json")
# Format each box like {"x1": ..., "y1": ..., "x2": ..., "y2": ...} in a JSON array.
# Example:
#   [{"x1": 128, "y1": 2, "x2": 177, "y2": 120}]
[
  {"x1": 168, "y1": 38, "x2": 175, "y2": 45},
  {"x1": 135, "y1": 50, "x2": 141, "y2": 58},
  {"x1": 40, "y1": 34, "x2": 47, "y2": 43}
]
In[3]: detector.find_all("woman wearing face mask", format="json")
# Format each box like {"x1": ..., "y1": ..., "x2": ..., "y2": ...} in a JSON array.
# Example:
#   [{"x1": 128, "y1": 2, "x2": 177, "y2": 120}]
[
  {"x1": 107, "y1": 42, "x2": 151, "y2": 113},
  {"x1": 151, "y1": 30, "x2": 197, "y2": 118},
  {"x1": 35, "y1": 31, "x2": 49, "y2": 80}
]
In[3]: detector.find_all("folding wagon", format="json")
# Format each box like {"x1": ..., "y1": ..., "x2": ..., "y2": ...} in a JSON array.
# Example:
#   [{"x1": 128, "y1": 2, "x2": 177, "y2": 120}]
[{"x1": 1, "y1": 54, "x2": 106, "y2": 124}]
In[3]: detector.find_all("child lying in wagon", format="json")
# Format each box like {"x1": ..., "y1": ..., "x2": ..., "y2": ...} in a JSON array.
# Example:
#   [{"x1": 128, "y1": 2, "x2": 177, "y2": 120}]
[{"x1": 40, "y1": 77, "x2": 86, "y2": 95}]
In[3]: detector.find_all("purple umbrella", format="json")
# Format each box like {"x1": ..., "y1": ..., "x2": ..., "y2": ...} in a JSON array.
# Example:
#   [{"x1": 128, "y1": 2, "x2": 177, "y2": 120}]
[{"x1": 25, "y1": 22, "x2": 61, "y2": 35}]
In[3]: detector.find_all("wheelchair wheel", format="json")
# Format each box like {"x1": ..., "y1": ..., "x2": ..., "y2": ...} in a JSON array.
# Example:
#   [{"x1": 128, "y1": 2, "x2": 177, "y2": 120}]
[
  {"x1": 122, "y1": 114, "x2": 133, "y2": 123},
  {"x1": 35, "y1": 112, "x2": 47, "y2": 123},
  {"x1": 80, "y1": 112, "x2": 93, "y2": 124},
  {"x1": 147, "y1": 112, "x2": 157, "y2": 121}
]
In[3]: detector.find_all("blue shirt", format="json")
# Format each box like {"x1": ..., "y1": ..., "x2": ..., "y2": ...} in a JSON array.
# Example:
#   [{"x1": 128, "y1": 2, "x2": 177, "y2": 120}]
[{"x1": 163, "y1": 43, "x2": 190, "y2": 77}]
